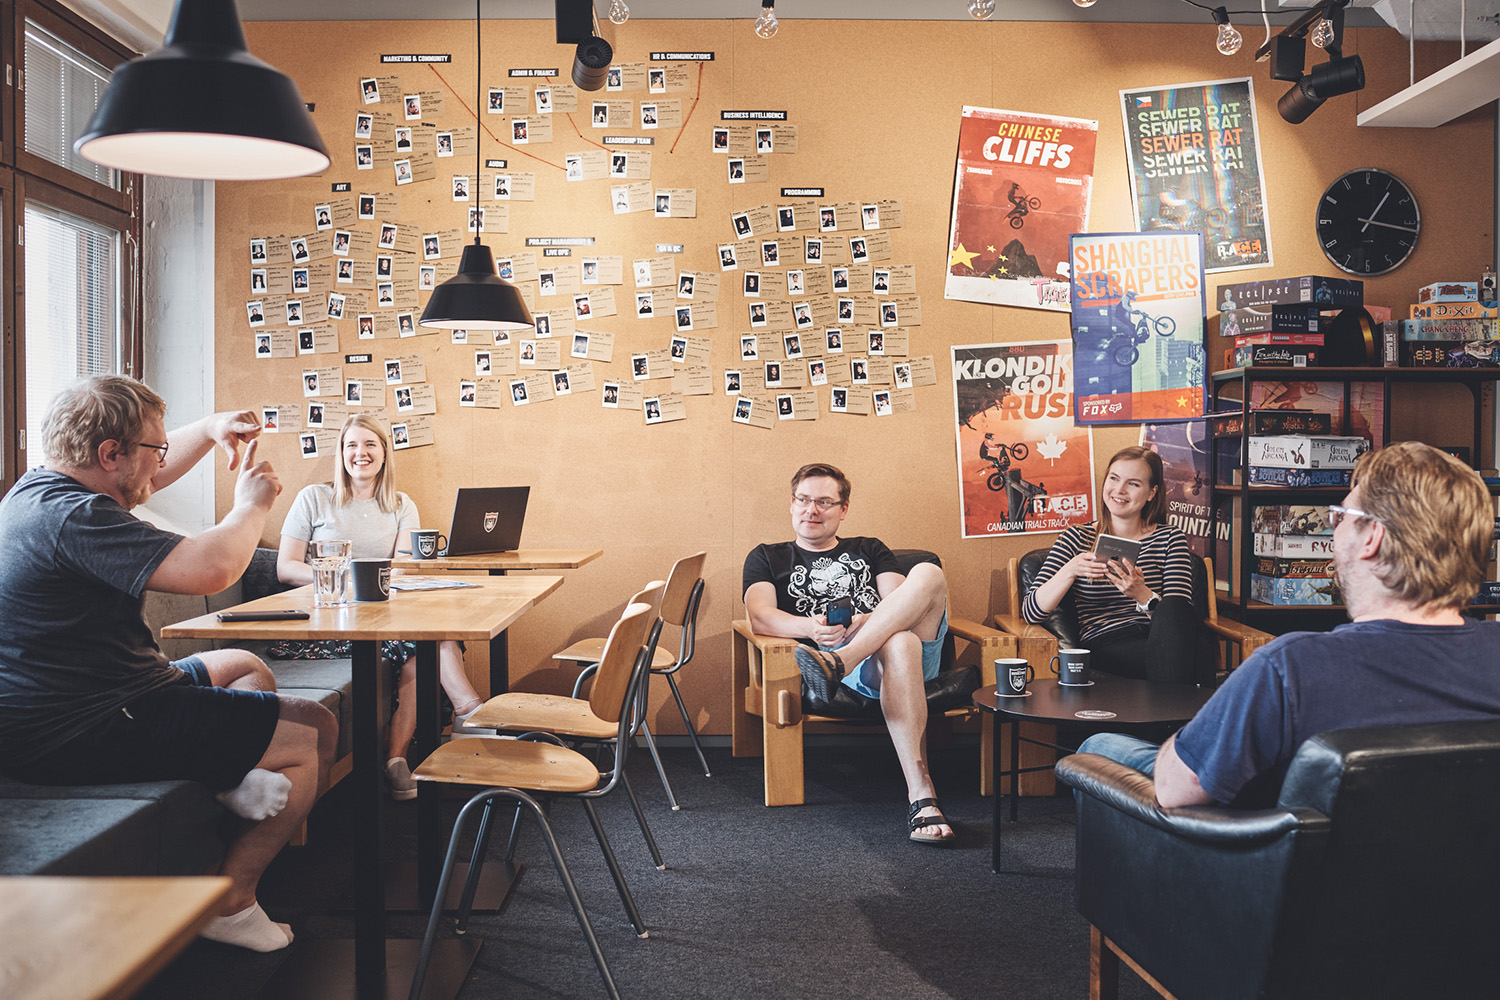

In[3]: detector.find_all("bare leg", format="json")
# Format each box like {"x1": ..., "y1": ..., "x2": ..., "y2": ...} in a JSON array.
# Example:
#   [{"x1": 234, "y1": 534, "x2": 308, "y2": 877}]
[
  {"x1": 198, "y1": 648, "x2": 275, "y2": 692},
  {"x1": 388, "y1": 657, "x2": 418, "y2": 761},
  {"x1": 869, "y1": 632, "x2": 952, "y2": 841},
  {"x1": 439, "y1": 640, "x2": 482, "y2": 717},
  {"x1": 836, "y1": 562, "x2": 948, "y2": 666},
  {"x1": 214, "y1": 695, "x2": 336, "y2": 916}
]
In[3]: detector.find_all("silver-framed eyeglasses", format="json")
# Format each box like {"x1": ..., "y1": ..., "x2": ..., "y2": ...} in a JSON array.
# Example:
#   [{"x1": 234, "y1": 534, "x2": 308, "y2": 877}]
[
  {"x1": 792, "y1": 494, "x2": 843, "y2": 511},
  {"x1": 134, "y1": 441, "x2": 169, "y2": 463},
  {"x1": 1328, "y1": 504, "x2": 1377, "y2": 528}
]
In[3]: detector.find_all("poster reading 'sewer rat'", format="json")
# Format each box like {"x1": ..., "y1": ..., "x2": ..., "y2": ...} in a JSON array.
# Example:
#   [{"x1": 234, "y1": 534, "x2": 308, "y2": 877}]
[{"x1": 944, "y1": 106, "x2": 1098, "y2": 313}]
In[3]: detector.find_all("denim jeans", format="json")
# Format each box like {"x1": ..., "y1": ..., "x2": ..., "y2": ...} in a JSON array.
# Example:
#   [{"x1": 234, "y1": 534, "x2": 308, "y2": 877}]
[{"x1": 1076, "y1": 732, "x2": 1163, "y2": 776}]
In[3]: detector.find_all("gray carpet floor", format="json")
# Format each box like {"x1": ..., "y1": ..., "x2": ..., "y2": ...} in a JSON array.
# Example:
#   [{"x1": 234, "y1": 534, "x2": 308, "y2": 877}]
[{"x1": 139, "y1": 741, "x2": 1159, "y2": 999}]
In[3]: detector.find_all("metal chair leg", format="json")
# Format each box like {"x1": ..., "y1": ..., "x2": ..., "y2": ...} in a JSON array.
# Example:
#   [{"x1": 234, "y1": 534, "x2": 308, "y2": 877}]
[
  {"x1": 455, "y1": 798, "x2": 498, "y2": 935},
  {"x1": 620, "y1": 768, "x2": 665, "y2": 869},
  {"x1": 638, "y1": 719, "x2": 680, "y2": 811},
  {"x1": 502, "y1": 799, "x2": 524, "y2": 864},
  {"x1": 410, "y1": 792, "x2": 490, "y2": 1000},
  {"x1": 581, "y1": 798, "x2": 648, "y2": 938},
  {"x1": 664, "y1": 673, "x2": 711, "y2": 777}
]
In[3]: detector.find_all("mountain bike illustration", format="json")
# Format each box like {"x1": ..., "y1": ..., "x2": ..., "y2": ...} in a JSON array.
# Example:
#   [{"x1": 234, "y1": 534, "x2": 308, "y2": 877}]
[
  {"x1": 1108, "y1": 290, "x2": 1176, "y2": 366},
  {"x1": 982, "y1": 441, "x2": 1029, "y2": 490},
  {"x1": 1006, "y1": 183, "x2": 1042, "y2": 229}
]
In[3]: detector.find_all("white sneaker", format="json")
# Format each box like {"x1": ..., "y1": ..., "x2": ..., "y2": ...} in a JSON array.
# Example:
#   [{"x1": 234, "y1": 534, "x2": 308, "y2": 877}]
[
  {"x1": 451, "y1": 707, "x2": 496, "y2": 736},
  {"x1": 385, "y1": 757, "x2": 417, "y2": 800}
]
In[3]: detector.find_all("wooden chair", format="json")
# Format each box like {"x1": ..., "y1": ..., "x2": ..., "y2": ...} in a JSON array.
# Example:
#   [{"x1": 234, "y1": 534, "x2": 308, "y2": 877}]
[
  {"x1": 409, "y1": 602, "x2": 656, "y2": 1000},
  {"x1": 555, "y1": 552, "x2": 709, "y2": 810},
  {"x1": 728, "y1": 549, "x2": 1016, "y2": 807},
  {"x1": 993, "y1": 549, "x2": 1276, "y2": 796}
]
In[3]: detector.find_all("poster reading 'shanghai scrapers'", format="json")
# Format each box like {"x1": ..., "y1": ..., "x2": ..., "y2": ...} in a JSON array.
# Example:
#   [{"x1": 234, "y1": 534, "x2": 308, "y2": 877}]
[{"x1": 944, "y1": 106, "x2": 1098, "y2": 313}]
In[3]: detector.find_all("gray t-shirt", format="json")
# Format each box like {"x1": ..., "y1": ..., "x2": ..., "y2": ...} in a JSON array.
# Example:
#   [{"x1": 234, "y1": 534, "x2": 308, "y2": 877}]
[
  {"x1": 0, "y1": 469, "x2": 185, "y2": 764},
  {"x1": 281, "y1": 483, "x2": 419, "y2": 559}
]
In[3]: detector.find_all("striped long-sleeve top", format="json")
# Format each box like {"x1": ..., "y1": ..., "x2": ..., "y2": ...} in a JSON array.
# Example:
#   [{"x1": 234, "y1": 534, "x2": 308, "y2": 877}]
[{"x1": 1020, "y1": 521, "x2": 1195, "y2": 643}]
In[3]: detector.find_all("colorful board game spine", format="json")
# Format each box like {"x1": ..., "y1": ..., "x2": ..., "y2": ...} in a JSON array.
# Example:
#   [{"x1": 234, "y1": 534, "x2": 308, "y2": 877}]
[{"x1": 1246, "y1": 466, "x2": 1354, "y2": 487}]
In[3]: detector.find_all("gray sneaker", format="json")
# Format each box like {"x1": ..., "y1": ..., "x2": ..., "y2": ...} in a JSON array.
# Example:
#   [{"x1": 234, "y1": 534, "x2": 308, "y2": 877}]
[{"x1": 385, "y1": 757, "x2": 417, "y2": 801}]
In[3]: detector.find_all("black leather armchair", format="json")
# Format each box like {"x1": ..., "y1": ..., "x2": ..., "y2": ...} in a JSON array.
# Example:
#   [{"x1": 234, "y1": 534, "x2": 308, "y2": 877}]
[{"x1": 1055, "y1": 720, "x2": 1500, "y2": 1000}]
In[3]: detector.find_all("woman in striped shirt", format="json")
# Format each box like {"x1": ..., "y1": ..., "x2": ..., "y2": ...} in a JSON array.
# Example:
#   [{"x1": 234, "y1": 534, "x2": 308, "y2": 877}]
[{"x1": 1021, "y1": 446, "x2": 1202, "y2": 684}]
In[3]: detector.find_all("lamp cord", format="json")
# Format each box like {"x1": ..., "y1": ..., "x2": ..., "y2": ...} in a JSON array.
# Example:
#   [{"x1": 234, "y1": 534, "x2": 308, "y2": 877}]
[{"x1": 474, "y1": 0, "x2": 482, "y2": 247}]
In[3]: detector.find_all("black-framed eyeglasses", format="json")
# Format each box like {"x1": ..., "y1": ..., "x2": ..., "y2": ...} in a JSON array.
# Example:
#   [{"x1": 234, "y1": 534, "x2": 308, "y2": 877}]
[
  {"x1": 792, "y1": 494, "x2": 843, "y2": 511},
  {"x1": 134, "y1": 441, "x2": 169, "y2": 463},
  {"x1": 1328, "y1": 504, "x2": 1376, "y2": 528}
]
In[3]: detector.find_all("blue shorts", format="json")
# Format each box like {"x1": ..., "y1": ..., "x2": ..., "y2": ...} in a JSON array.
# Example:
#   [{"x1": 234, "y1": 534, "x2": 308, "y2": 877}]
[
  {"x1": 834, "y1": 611, "x2": 948, "y2": 701},
  {"x1": 14, "y1": 657, "x2": 281, "y2": 791}
]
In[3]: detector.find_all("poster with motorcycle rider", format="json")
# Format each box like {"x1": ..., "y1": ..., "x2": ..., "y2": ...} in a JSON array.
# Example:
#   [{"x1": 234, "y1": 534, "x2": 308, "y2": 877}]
[
  {"x1": 943, "y1": 106, "x2": 1098, "y2": 313},
  {"x1": 1120, "y1": 77, "x2": 1271, "y2": 272},
  {"x1": 1069, "y1": 230, "x2": 1207, "y2": 425},
  {"x1": 951, "y1": 339, "x2": 1096, "y2": 539}
]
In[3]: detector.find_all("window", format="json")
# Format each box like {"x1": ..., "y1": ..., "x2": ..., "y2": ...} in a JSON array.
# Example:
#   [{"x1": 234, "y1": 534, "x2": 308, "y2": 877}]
[{"x1": 22, "y1": 19, "x2": 118, "y2": 190}]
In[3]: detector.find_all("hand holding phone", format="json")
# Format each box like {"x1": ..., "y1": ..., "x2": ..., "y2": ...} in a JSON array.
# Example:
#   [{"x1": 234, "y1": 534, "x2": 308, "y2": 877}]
[{"x1": 825, "y1": 597, "x2": 854, "y2": 627}]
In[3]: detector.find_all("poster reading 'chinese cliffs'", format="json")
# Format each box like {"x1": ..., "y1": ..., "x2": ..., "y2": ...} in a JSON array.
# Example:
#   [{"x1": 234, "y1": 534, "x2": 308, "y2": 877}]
[
  {"x1": 1070, "y1": 231, "x2": 1207, "y2": 426},
  {"x1": 1120, "y1": 77, "x2": 1271, "y2": 273},
  {"x1": 945, "y1": 106, "x2": 1099, "y2": 313},
  {"x1": 951, "y1": 340, "x2": 1096, "y2": 539}
]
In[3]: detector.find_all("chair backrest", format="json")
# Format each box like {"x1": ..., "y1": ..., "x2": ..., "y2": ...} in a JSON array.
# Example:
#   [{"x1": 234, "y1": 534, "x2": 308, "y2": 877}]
[
  {"x1": 659, "y1": 552, "x2": 706, "y2": 673},
  {"x1": 631, "y1": 580, "x2": 666, "y2": 620},
  {"x1": 585, "y1": 601, "x2": 656, "y2": 725}
]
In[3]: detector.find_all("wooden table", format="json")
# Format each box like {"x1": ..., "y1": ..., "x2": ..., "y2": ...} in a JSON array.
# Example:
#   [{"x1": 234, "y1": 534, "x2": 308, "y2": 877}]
[
  {"x1": 163, "y1": 575, "x2": 563, "y2": 1000},
  {"x1": 0, "y1": 875, "x2": 231, "y2": 1000},
  {"x1": 389, "y1": 549, "x2": 601, "y2": 695}
]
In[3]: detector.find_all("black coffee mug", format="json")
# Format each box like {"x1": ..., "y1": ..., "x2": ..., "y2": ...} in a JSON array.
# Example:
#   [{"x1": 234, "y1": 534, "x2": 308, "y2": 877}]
[
  {"x1": 997, "y1": 658, "x2": 1033, "y2": 696},
  {"x1": 410, "y1": 529, "x2": 447, "y2": 560},
  {"x1": 351, "y1": 558, "x2": 391, "y2": 601},
  {"x1": 1050, "y1": 647, "x2": 1091, "y2": 685}
]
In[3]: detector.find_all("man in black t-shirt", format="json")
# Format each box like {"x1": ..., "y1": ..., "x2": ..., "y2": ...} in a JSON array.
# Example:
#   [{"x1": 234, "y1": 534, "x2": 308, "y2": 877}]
[
  {"x1": 0, "y1": 376, "x2": 335, "y2": 952},
  {"x1": 742, "y1": 462, "x2": 954, "y2": 845}
]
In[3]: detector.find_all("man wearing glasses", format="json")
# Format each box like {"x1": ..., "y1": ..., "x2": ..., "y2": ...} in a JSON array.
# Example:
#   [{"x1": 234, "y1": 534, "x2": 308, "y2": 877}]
[
  {"x1": 0, "y1": 376, "x2": 335, "y2": 952},
  {"x1": 742, "y1": 463, "x2": 955, "y2": 845},
  {"x1": 1079, "y1": 442, "x2": 1500, "y2": 809}
]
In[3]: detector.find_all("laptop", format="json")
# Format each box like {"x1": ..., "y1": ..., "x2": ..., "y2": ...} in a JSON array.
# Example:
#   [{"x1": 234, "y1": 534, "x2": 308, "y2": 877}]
[{"x1": 443, "y1": 486, "x2": 530, "y2": 556}]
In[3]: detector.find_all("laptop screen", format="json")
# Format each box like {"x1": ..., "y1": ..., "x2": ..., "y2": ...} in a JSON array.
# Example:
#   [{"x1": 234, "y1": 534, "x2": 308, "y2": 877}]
[{"x1": 444, "y1": 486, "x2": 529, "y2": 556}]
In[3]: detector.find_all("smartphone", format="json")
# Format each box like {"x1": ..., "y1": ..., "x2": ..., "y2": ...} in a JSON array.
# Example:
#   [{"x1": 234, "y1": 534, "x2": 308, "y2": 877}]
[
  {"x1": 826, "y1": 597, "x2": 853, "y2": 627},
  {"x1": 216, "y1": 610, "x2": 310, "y2": 622}
]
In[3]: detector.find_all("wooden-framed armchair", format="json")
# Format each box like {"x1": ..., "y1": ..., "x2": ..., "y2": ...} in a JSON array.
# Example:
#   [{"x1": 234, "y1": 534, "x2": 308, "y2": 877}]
[{"x1": 728, "y1": 549, "x2": 1015, "y2": 807}]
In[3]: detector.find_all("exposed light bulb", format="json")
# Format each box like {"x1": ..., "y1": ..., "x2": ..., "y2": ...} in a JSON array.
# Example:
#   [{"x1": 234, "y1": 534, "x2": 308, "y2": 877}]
[
  {"x1": 608, "y1": 0, "x2": 629, "y2": 25},
  {"x1": 1310, "y1": 17, "x2": 1336, "y2": 49},
  {"x1": 968, "y1": 0, "x2": 996, "y2": 18},
  {"x1": 1216, "y1": 23, "x2": 1243, "y2": 55},
  {"x1": 1073, "y1": 0, "x2": 1098, "y2": 7},
  {"x1": 754, "y1": 1, "x2": 779, "y2": 38}
]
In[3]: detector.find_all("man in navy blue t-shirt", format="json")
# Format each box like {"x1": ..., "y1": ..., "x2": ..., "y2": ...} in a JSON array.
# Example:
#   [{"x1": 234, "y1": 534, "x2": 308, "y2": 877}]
[
  {"x1": 1080, "y1": 442, "x2": 1500, "y2": 808},
  {"x1": 743, "y1": 463, "x2": 955, "y2": 844}
]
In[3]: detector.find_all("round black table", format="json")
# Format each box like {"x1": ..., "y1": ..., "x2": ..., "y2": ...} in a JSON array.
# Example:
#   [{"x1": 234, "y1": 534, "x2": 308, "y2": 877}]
[{"x1": 973, "y1": 675, "x2": 1213, "y2": 872}]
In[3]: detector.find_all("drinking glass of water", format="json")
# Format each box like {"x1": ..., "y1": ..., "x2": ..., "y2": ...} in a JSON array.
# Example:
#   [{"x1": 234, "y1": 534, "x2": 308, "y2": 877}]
[{"x1": 309, "y1": 539, "x2": 353, "y2": 607}]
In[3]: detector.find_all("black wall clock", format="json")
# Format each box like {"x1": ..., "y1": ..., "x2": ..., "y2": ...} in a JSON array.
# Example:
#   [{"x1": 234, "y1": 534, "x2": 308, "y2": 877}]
[{"x1": 1315, "y1": 168, "x2": 1421, "y2": 276}]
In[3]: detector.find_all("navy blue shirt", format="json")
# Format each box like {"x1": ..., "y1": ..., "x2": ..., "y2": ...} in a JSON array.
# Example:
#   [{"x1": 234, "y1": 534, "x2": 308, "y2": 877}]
[
  {"x1": 0, "y1": 469, "x2": 184, "y2": 765},
  {"x1": 1174, "y1": 618, "x2": 1500, "y2": 805}
]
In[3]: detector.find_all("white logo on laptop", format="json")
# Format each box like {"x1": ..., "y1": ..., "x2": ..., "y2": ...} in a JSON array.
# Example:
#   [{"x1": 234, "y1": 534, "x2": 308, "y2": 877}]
[{"x1": 483, "y1": 512, "x2": 499, "y2": 533}]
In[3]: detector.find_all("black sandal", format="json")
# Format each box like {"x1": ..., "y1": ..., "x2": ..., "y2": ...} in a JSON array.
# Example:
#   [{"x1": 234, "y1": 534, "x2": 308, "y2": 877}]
[
  {"x1": 793, "y1": 646, "x2": 846, "y2": 703},
  {"x1": 908, "y1": 797, "x2": 955, "y2": 846}
]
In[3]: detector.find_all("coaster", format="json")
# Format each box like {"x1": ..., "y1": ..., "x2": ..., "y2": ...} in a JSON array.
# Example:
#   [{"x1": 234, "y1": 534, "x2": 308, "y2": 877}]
[
  {"x1": 996, "y1": 690, "x2": 1033, "y2": 698},
  {"x1": 1058, "y1": 680, "x2": 1095, "y2": 687}
]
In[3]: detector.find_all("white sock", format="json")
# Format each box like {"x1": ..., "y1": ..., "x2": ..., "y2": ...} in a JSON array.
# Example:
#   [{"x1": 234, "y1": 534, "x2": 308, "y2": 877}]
[
  {"x1": 200, "y1": 901, "x2": 295, "y2": 952},
  {"x1": 216, "y1": 768, "x2": 292, "y2": 821}
]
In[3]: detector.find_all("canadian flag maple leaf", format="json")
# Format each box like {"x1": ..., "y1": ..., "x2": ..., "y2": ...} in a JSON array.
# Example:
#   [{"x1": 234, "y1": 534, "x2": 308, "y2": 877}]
[{"x1": 1036, "y1": 433, "x2": 1067, "y2": 464}]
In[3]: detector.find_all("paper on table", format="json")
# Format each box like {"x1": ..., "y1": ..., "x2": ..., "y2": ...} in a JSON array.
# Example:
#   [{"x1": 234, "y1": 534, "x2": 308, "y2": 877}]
[{"x1": 390, "y1": 577, "x2": 481, "y2": 591}]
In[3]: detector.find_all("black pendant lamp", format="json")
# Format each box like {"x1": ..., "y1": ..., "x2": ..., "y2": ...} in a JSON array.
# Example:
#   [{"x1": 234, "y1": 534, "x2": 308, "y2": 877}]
[
  {"x1": 420, "y1": 0, "x2": 533, "y2": 332},
  {"x1": 75, "y1": 0, "x2": 329, "y2": 180}
]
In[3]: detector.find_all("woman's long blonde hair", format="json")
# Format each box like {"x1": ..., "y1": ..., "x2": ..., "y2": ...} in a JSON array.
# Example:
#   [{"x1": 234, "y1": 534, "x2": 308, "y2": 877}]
[{"x1": 333, "y1": 413, "x2": 398, "y2": 512}]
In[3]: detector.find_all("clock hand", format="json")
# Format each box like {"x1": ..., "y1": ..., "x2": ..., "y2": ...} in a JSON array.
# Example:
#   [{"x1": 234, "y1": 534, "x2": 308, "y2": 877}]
[
  {"x1": 1361, "y1": 191, "x2": 1391, "y2": 232},
  {"x1": 1356, "y1": 217, "x2": 1419, "y2": 234}
]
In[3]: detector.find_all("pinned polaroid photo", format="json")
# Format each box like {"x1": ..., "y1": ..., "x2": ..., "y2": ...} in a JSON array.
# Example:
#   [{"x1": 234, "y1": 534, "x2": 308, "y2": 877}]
[
  {"x1": 538, "y1": 270, "x2": 556, "y2": 295},
  {"x1": 314, "y1": 204, "x2": 332, "y2": 230},
  {"x1": 641, "y1": 104, "x2": 658, "y2": 129},
  {"x1": 837, "y1": 298, "x2": 854, "y2": 322},
  {"x1": 581, "y1": 258, "x2": 599, "y2": 285},
  {"x1": 255, "y1": 333, "x2": 271, "y2": 357},
  {"x1": 286, "y1": 299, "x2": 304, "y2": 325},
  {"x1": 654, "y1": 192, "x2": 671, "y2": 217},
  {"x1": 643, "y1": 397, "x2": 663, "y2": 424},
  {"x1": 384, "y1": 423, "x2": 407, "y2": 451},
  {"x1": 601, "y1": 380, "x2": 621, "y2": 407},
  {"x1": 592, "y1": 102, "x2": 609, "y2": 127},
  {"x1": 533, "y1": 314, "x2": 552, "y2": 337},
  {"x1": 868, "y1": 330, "x2": 885, "y2": 355},
  {"x1": 292, "y1": 267, "x2": 310, "y2": 292},
  {"x1": 609, "y1": 153, "x2": 627, "y2": 177},
  {"x1": 452, "y1": 175, "x2": 470, "y2": 201},
  {"x1": 740, "y1": 335, "x2": 759, "y2": 360},
  {"x1": 512, "y1": 119, "x2": 529, "y2": 144},
  {"x1": 832, "y1": 267, "x2": 850, "y2": 291},
  {"x1": 436, "y1": 131, "x2": 454, "y2": 157},
  {"x1": 509, "y1": 380, "x2": 530, "y2": 406},
  {"x1": 574, "y1": 294, "x2": 593, "y2": 320},
  {"x1": 852, "y1": 358, "x2": 870, "y2": 384},
  {"x1": 636, "y1": 292, "x2": 654, "y2": 318},
  {"x1": 786, "y1": 269, "x2": 805, "y2": 296},
  {"x1": 776, "y1": 394, "x2": 795, "y2": 420},
  {"x1": 355, "y1": 113, "x2": 372, "y2": 139},
  {"x1": 357, "y1": 314, "x2": 374, "y2": 339},
  {"x1": 862, "y1": 203, "x2": 881, "y2": 230},
  {"x1": 519, "y1": 340, "x2": 537, "y2": 365},
  {"x1": 423, "y1": 234, "x2": 441, "y2": 260},
  {"x1": 534, "y1": 87, "x2": 552, "y2": 114},
  {"x1": 732, "y1": 212, "x2": 752, "y2": 238},
  {"x1": 377, "y1": 282, "x2": 394, "y2": 306},
  {"x1": 630, "y1": 354, "x2": 650, "y2": 380},
  {"x1": 333, "y1": 230, "x2": 351, "y2": 255},
  {"x1": 397, "y1": 312, "x2": 416, "y2": 337},
  {"x1": 725, "y1": 370, "x2": 742, "y2": 395},
  {"x1": 394, "y1": 127, "x2": 412, "y2": 151},
  {"x1": 303, "y1": 371, "x2": 321, "y2": 397},
  {"x1": 850, "y1": 237, "x2": 868, "y2": 262},
  {"x1": 386, "y1": 359, "x2": 403, "y2": 383},
  {"x1": 552, "y1": 370, "x2": 572, "y2": 396},
  {"x1": 468, "y1": 206, "x2": 485, "y2": 233},
  {"x1": 873, "y1": 390, "x2": 893, "y2": 417},
  {"x1": 678, "y1": 274, "x2": 695, "y2": 299},
  {"x1": 474, "y1": 350, "x2": 492, "y2": 375},
  {"x1": 494, "y1": 174, "x2": 511, "y2": 199},
  {"x1": 496, "y1": 258, "x2": 514, "y2": 280},
  {"x1": 793, "y1": 302, "x2": 813, "y2": 329},
  {"x1": 648, "y1": 67, "x2": 666, "y2": 93},
  {"x1": 346, "y1": 380, "x2": 364, "y2": 404},
  {"x1": 777, "y1": 206, "x2": 795, "y2": 232},
  {"x1": 756, "y1": 128, "x2": 773, "y2": 154},
  {"x1": 487, "y1": 88, "x2": 504, "y2": 113},
  {"x1": 419, "y1": 266, "x2": 436, "y2": 290},
  {"x1": 748, "y1": 302, "x2": 767, "y2": 328},
  {"x1": 261, "y1": 406, "x2": 279, "y2": 430},
  {"x1": 881, "y1": 302, "x2": 899, "y2": 327},
  {"x1": 328, "y1": 292, "x2": 346, "y2": 320},
  {"x1": 675, "y1": 306, "x2": 693, "y2": 332},
  {"x1": 394, "y1": 158, "x2": 413, "y2": 185},
  {"x1": 873, "y1": 269, "x2": 890, "y2": 294},
  {"x1": 894, "y1": 362, "x2": 913, "y2": 389},
  {"x1": 361, "y1": 77, "x2": 380, "y2": 104},
  {"x1": 764, "y1": 361, "x2": 783, "y2": 388},
  {"x1": 356, "y1": 145, "x2": 373, "y2": 169},
  {"x1": 379, "y1": 224, "x2": 397, "y2": 249},
  {"x1": 719, "y1": 244, "x2": 738, "y2": 270},
  {"x1": 819, "y1": 206, "x2": 837, "y2": 232},
  {"x1": 612, "y1": 187, "x2": 630, "y2": 214},
  {"x1": 825, "y1": 328, "x2": 844, "y2": 353},
  {"x1": 394, "y1": 386, "x2": 413, "y2": 412},
  {"x1": 404, "y1": 94, "x2": 422, "y2": 120},
  {"x1": 808, "y1": 359, "x2": 828, "y2": 385},
  {"x1": 732, "y1": 397, "x2": 753, "y2": 424},
  {"x1": 830, "y1": 387, "x2": 849, "y2": 413},
  {"x1": 669, "y1": 336, "x2": 688, "y2": 362},
  {"x1": 250, "y1": 268, "x2": 267, "y2": 292},
  {"x1": 459, "y1": 381, "x2": 477, "y2": 406},
  {"x1": 289, "y1": 237, "x2": 309, "y2": 262},
  {"x1": 727, "y1": 158, "x2": 744, "y2": 183},
  {"x1": 297, "y1": 328, "x2": 315, "y2": 354},
  {"x1": 712, "y1": 128, "x2": 729, "y2": 152},
  {"x1": 250, "y1": 238, "x2": 267, "y2": 262},
  {"x1": 450, "y1": 329, "x2": 468, "y2": 345},
  {"x1": 307, "y1": 401, "x2": 326, "y2": 428},
  {"x1": 300, "y1": 432, "x2": 319, "y2": 458},
  {"x1": 804, "y1": 238, "x2": 822, "y2": 264},
  {"x1": 784, "y1": 333, "x2": 803, "y2": 360},
  {"x1": 760, "y1": 241, "x2": 779, "y2": 267},
  {"x1": 571, "y1": 333, "x2": 590, "y2": 358}
]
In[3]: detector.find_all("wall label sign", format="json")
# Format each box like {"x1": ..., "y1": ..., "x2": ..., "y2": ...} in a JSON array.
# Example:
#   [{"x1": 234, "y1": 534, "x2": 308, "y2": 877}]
[
  {"x1": 604, "y1": 136, "x2": 654, "y2": 146},
  {"x1": 331, "y1": 182, "x2": 351, "y2": 192},
  {"x1": 650, "y1": 51, "x2": 714, "y2": 60},
  {"x1": 542, "y1": 248, "x2": 572, "y2": 257},
  {"x1": 525, "y1": 237, "x2": 596, "y2": 247},
  {"x1": 345, "y1": 354, "x2": 373, "y2": 364},
  {"x1": 381, "y1": 54, "x2": 451, "y2": 63},
  {"x1": 509, "y1": 68, "x2": 560, "y2": 77},
  {"x1": 781, "y1": 187, "x2": 824, "y2": 198},
  {"x1": 657, "y1": 244, "x2": 685, "y2": 254},
  {"x1": 722, "y1": 110, "x2": 787, "y2": 120},
  {"x1": 485, "y1": 159, "x2": 507, "y2": 169}
]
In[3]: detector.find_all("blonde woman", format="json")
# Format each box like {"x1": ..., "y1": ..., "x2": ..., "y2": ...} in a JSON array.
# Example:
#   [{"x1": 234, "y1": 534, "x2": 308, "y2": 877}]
[{"x1": 276, "y1": 414, "x2": 486, "y2": 799}]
